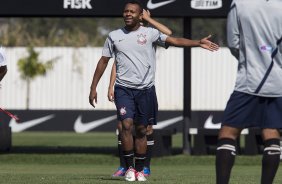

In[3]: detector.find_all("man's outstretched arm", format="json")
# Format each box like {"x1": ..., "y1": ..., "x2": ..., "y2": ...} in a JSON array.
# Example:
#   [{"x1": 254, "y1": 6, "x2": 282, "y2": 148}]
[{"x1": 166, "y1": 35, "x2": 219, "y2": 51}]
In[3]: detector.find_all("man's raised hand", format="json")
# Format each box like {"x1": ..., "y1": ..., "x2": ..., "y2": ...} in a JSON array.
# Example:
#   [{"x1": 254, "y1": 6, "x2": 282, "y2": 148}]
[{"x1": 199, "y1": 35, "x2": 219, "y2": 51}]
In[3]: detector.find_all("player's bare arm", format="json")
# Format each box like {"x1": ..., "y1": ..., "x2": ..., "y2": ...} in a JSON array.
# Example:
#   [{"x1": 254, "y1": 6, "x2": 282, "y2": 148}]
[
  {"x1": 166, "y1": 35, "x2": 219, "y2": 51},
  {"x1": 0, "y1": 66, "x2": 7, "y2": 82},
  {"x1": 142, "y1": 9, "x2": 172, "y2": 36},
  {"x1": 89, "y1": 56, "x2": 110, "y2": 108},
  {"x1": 108, "y1": 61, "x2": 116, "y2": 102}
]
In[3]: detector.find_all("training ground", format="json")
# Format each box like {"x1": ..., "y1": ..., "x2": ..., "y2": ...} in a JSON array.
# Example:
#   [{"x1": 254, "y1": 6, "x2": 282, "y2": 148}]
[{"x1": 0, "y1": 132, "x2": 282, "y2": 184}]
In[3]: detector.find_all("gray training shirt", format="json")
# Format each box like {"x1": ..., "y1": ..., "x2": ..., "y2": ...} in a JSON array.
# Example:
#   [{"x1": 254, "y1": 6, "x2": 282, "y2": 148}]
[
  {"x1": 102, "y1": 26, "x2": 168, "y2": 89},
  {"x1": 227, "y1": 0, "x2": 282, "y2": 97}
]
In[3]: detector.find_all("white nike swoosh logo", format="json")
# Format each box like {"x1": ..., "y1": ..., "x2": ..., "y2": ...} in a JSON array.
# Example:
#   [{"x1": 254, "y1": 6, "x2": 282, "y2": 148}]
[
  {"x1": 147, "y1": 0, "x2": 176, "y2": 10},
  {"x1": 9, "y1": 114, "x2": 55, "y2": 133},
  {"x1": 267, "y1": 151, "x2": 281, "y2": 155},
  {"x1": 74, "y1": 115, "x2": 116, "y2": 133},
  {"x1": 153, "y1": 116, "x2": 183, "y2": 129},
  {"x1": 204, "y1": 115, "x2": 221, "y2": 129}
]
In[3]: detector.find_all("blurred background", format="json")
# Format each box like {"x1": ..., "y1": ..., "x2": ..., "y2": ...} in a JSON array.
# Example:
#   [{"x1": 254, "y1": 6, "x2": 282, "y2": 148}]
[{"x1": 0, "y1": 17, "x2": 231, "y2": 110}]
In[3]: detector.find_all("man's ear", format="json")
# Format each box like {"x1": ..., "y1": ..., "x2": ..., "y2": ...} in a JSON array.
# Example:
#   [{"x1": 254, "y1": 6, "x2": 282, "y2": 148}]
[{"x1": 139, "y1": 12, "x2": 143, "y2": 21}]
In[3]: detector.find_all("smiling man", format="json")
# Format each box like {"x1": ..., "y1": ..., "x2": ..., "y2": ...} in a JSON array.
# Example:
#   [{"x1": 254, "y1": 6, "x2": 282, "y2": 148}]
[{"x1": 89, "y1": 0, "x2": 218, "y2": 181}]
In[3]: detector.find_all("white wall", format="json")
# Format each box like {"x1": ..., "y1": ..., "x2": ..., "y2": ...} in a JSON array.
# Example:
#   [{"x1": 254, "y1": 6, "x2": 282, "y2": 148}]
[
  {"x1": 191, "y1": 48, "x2": 237, "y2": 110},
  {"x1": 0, "y1": 47, "x2": 237, "y2": 110}
]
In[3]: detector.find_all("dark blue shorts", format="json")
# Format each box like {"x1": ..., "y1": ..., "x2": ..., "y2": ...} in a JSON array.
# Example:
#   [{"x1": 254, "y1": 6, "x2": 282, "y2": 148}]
[
  {"x1": 222, "y1": 91, "x2": 282, "y2": 129},
  {"x1": 114, "y1": 85, "x2": 158, "y2": 125}
]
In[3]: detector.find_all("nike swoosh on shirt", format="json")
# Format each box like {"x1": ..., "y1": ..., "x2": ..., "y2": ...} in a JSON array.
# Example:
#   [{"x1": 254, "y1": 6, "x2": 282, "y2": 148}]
[
  {"x1": 9, "y1": 114, "x2": 55, "y2": 133},
  {"x1": 153, "y1": 116, "x2": 183, "y2": 129},
  {"x1": 74, "y1": 115, "x2": 116, "y2": 133},
  {"x1": 204, "y1": 115, "x2": 221, "y2": 129},
  {"x1": 147, "y1": 0, "x2": 176, "y2": 9}
]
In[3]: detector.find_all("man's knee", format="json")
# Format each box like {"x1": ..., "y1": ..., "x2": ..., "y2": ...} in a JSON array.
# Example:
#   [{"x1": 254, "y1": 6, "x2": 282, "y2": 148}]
[
  {"x1": 218, "y1": 125, "x2": 241, "y2": 140},
  {"x1": 262, "y1": 129, "x2": 280, "y2": 141},
  {"x1": 135, "y1": 125, "x2": 147, "y2": 138},
  {"x1": 121, "y1": 119, "x2": 133, "y2": 133}
]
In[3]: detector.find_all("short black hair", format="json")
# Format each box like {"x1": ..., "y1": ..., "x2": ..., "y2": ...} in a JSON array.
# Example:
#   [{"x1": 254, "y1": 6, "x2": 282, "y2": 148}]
[{"x1": 125, "y1": 0, "x2": 144, "y2": 13}]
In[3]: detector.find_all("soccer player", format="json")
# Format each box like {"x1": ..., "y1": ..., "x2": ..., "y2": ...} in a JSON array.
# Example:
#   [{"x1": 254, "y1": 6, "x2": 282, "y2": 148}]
[
  {"x1": 216, "y1": 0, "x2": 282, "y2": 184},
  {"x1": 109, "y1": 9, "x2": 172, "y2": 177},
  {"x1": 0, "y1": 47, "x2": 7, "y2": 82},
  {"x1": 89, "y1": 0, "x2": 218, "y2": 181}
]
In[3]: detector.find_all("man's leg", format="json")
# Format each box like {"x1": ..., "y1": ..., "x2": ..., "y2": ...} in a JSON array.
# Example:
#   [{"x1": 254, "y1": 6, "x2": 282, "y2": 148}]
[
  {"x1": 114, "y1": 85, "x2": 137, "y2": 181},
  {"x1": 135, "y1": 124, "x2": 147, "y2": 172},
  {"x1": 261, "y1": 128, "x2": 281, "y2": 184},
  {"x1": 143, "y1": 85, "x2": 158, "y2": 176},
  {"x1": 121, "y1": 118, "x2": 137, "y2": 181},
  {"x1": 216, "y1": 125, "x2": 241, "y2": 184},
  {"x1": 134, "y1": 124, "x2": 147, "y2": 181},
  {"x1": 121, "y1": 118, "x2": 134, "y2": 169},
  {"x1": 112, "y1": 121, "x2": 127, "y2": 177},
  {"x1": 144, "y1": 125, "x2": 153, "y2": 175},
  {"x1": 117, "y1": 121, "x2": 127, "y2": 168}
]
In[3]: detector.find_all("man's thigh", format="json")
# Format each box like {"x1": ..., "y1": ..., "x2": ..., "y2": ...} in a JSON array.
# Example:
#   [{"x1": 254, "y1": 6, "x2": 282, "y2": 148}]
[{"x1": 114, "y1": 85, "x2": 135, "y2": 121}]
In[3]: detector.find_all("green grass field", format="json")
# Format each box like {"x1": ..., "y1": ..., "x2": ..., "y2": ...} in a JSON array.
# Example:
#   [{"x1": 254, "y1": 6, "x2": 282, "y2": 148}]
[{"x1": 0, "y1": 132, "x2": 281, "y2": 184}]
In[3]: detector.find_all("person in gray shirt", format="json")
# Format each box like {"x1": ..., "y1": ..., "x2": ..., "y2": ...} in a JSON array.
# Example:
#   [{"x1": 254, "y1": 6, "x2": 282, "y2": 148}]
[
  {"x1": 109, "y1": 9, "x2": 172, "y2": 178},
  {"x1": 216, "y1": 0, "x2": 282, "y2": 184},
  {"x1": 89, "y1": 0, "x2": 218, "y2": 181}
]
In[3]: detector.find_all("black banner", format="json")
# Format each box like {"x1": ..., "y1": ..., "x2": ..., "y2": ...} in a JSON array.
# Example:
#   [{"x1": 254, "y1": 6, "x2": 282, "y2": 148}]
[
  {"x1": 0, "y1": 0, "x2": 231, "y2": 17},
  {"x1": 0, "y1": 110, "x2": 223, "y2": 132}
]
